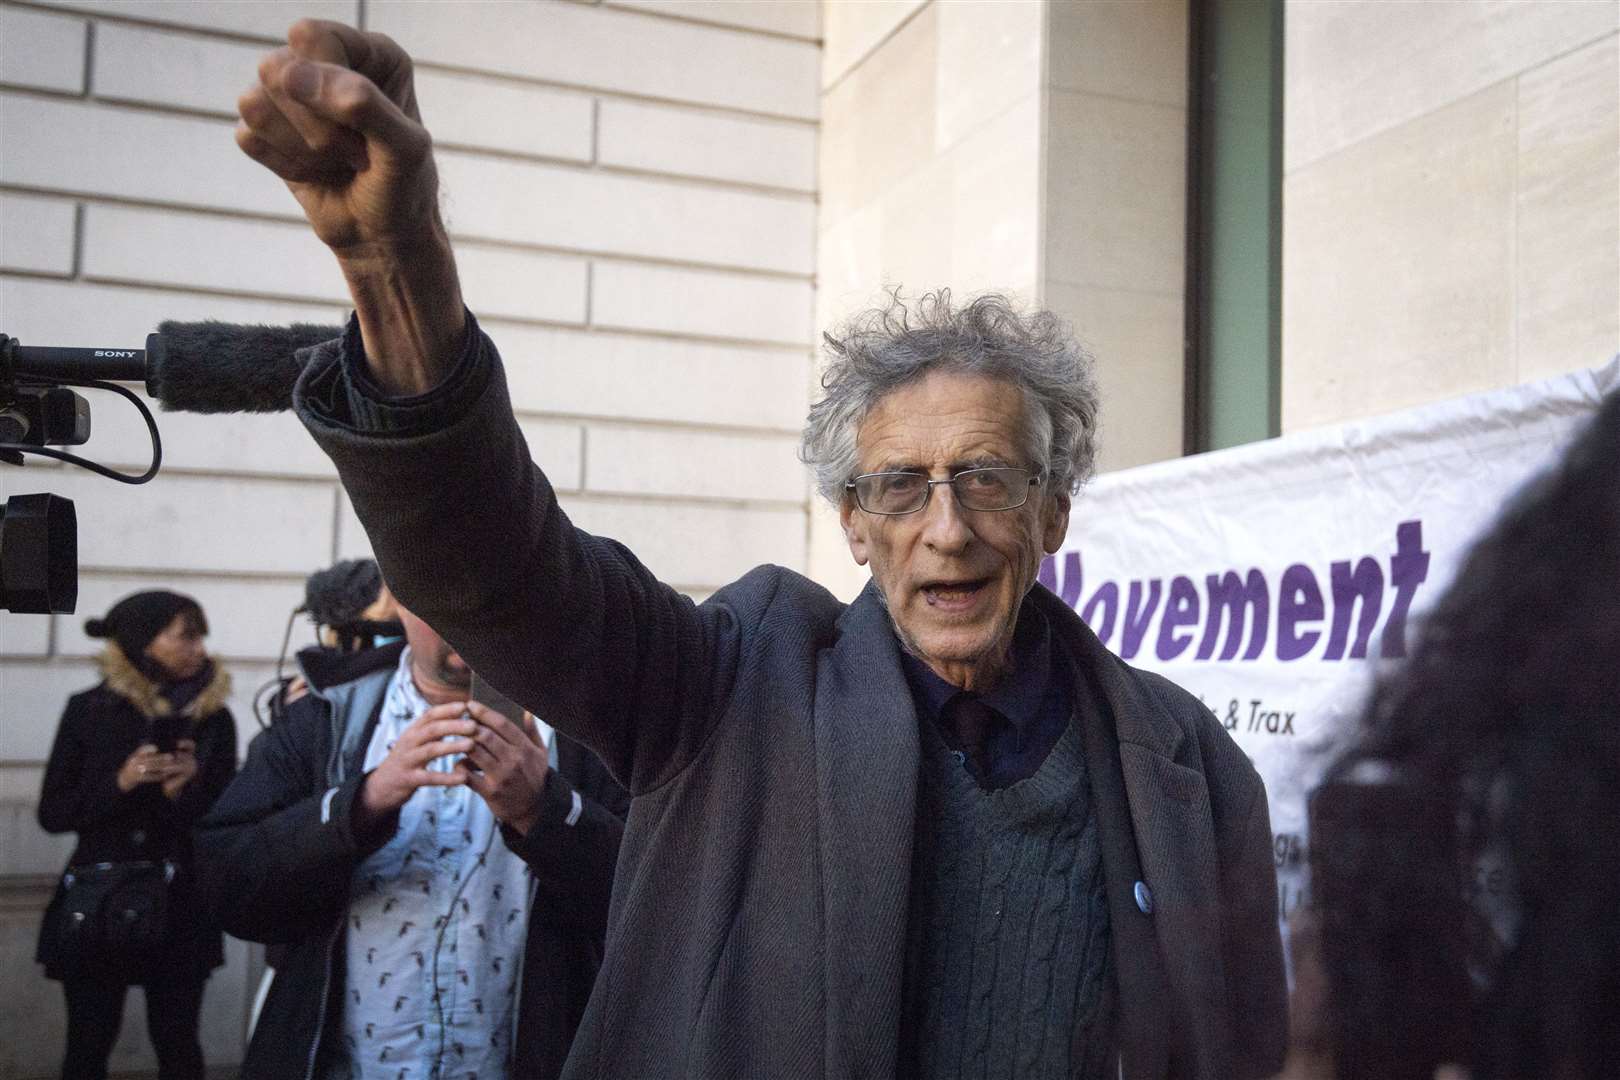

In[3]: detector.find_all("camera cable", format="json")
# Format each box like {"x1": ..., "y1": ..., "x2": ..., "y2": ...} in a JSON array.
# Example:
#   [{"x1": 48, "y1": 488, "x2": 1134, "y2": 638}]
[{"x1": 1, "y1": 375, "x2": 162, "y2": 483}]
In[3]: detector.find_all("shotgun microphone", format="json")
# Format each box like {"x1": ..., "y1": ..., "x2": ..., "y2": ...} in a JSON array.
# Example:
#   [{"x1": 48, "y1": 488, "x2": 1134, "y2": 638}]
[
  {"x1": 5, "y1": 321, "x2": 344, "y2": 412},
  {"x1": 2, "y1": 322, "x2": 342, "y2": 613}
]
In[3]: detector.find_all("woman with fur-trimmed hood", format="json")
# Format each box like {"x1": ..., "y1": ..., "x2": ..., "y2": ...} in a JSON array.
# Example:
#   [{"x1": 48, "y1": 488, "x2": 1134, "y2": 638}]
[{"x1": 36, "y1": 589, "x2": 237, "y2": 1080}]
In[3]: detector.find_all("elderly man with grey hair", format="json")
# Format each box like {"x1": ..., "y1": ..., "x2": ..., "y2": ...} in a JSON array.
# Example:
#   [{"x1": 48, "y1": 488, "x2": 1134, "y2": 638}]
[{"x1": 239, "y1": 20, "x2": 1287, "y2": 1080}]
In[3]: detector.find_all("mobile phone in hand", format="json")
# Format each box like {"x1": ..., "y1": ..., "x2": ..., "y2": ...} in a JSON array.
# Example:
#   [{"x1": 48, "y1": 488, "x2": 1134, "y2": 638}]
[
  {"x1": 150, "y1": 714, "x2": 188, "y2": 754},
  {"x1": 469, "y1": 673, "x2": 526, "y2": 727}
]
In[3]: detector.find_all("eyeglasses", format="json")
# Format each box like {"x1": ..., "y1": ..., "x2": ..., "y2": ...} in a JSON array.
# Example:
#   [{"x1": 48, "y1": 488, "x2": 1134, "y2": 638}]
[{"x1": 845, "y1": 467, "x2": 1042, "y2": 515}]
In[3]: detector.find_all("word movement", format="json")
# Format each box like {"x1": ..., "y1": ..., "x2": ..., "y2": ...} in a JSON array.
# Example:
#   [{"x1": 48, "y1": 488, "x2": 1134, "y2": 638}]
[{"x1": 1039, "y1": 520, "x2": 1430, "y2": 663}]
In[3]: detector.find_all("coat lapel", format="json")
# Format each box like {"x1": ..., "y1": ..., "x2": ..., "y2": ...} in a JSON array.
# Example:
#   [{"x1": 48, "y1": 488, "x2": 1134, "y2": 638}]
[
  {"x1": 1040, "y1": 586, "x2": 1228, "y2": 1079},
  {"x1": 814, "y1": 582, "x2": 920, "y2": 1079},
  {"x1": 1073, "y1": 668, "x2": 1176, "y2": 1078}
]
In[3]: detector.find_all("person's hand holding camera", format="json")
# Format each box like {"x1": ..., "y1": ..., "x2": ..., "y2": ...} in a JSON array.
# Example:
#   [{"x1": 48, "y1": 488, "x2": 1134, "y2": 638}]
[
  {"x1": 355, "y1": 707, "x2": 476, "y2": 832},
  {"x1": 461, "y1": 701, "x2": 550, "y2": 837},
  {"x1": 116, "y1": 743, "x2": 170, "y2": 793}
]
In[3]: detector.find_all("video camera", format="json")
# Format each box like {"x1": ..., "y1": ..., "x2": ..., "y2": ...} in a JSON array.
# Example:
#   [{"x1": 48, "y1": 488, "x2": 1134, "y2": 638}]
[
  {"x1": 3, "y1": 318, "x2": 341, "y2": 614},
  {"x1": 0, "y1": 332, "x2": 162, "y2": 614}
]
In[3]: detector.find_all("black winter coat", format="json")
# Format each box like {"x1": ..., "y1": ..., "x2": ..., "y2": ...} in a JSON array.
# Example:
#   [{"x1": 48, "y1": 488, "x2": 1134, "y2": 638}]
[
  {"x1": 195, "y1": 643, "x2": 627, "y2": 1080},
  {"x1": 36, "y1": 646, "x2": 238, "y2": 982}
]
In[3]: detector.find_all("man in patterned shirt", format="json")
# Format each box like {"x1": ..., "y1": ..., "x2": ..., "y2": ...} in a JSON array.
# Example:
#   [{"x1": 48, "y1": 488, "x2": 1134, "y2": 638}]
[{"x1": 199, "y1": 603, "x2": 627, "y2": 1080}]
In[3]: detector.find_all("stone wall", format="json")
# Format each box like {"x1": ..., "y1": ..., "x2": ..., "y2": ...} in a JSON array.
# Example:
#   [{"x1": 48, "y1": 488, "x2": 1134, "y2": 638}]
[
  {"x1": 1282, "y1": 0, "x2": 1619, "y2": 430},
  {"x1": 1043, "y1": 0, "x2": 1189, "y2": 471}
]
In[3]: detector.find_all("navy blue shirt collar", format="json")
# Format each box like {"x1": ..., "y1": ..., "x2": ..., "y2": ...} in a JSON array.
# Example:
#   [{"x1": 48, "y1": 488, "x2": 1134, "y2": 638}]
[{"x1": 899, "y1": 595, "x2": 1054, "y2": 733}]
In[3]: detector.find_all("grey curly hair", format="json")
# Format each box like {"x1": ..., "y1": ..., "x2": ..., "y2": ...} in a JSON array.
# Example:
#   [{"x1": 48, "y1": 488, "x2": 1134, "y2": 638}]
[{"x1": 800, "y1": 290, "x2": 1100, "y2": 505}]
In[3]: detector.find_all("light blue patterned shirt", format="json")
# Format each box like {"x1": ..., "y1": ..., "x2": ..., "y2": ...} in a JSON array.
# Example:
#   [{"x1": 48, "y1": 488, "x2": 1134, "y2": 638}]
[{"x1": 339, "y1": 648, "x2": 534, "y2": 1080}]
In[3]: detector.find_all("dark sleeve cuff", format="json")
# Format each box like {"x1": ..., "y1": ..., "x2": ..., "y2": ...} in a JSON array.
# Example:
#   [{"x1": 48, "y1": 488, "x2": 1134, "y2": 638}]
[
  {"x1": 333, "y1": 770, "x2": 401, "y2": 858},
  {"x1": 308, "y1": 307, "x2": 490, "y2": 437},
  {"x1": 499, "y1": 768, "x2": 579, "y2": 857}
]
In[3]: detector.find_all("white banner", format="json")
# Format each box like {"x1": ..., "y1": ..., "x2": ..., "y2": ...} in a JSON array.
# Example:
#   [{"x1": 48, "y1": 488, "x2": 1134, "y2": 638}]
[{"x1": 1043, "y1": 359, "x2": 1620, "y2": 930}]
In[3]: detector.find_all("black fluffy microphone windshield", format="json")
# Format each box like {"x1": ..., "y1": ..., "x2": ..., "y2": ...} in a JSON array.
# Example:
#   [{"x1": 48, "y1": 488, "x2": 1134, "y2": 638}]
[{"x1": 147, "y1": 321, "x2": 343, "y2": 413}]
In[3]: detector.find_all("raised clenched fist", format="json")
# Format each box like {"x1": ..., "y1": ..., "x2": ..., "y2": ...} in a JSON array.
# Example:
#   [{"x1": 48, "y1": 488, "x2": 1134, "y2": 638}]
[
  {"x1": 238, "y1": 20, "x2": 465, "y2": 394},
  {"x1": 238, "y1": 20, "x2": 434, "y2": 258}
]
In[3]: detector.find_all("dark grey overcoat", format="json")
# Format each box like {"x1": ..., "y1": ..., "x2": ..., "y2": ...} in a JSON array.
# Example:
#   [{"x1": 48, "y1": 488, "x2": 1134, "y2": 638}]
[{"x1": 297, "y1": 328, "x2": 1287, "y2": 1080}]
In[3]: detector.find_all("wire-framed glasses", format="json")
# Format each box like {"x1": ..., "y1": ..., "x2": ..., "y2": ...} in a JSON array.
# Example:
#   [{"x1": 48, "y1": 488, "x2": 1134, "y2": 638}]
[{"x1": 845, "y1": 467, "x2": 1042, "y2": 515}]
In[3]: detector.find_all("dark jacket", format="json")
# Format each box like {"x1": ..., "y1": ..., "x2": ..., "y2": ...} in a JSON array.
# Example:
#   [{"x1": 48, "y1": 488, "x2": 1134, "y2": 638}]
[
  {"x1": 36, "y1": 646, "x2": 238, "y2": 982},
  {"x1": 195, "y1": 641, "x2": 627, "y2": 1080},
  {"x1": 297, "y1": 329, "x2": 1290, "y2": 1080}
]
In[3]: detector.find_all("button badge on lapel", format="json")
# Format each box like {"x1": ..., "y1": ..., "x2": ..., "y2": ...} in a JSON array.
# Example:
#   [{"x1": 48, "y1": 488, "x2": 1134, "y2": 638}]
[{"x1": 1134, "y1": 880, "x2": 1154, "y2": 915}]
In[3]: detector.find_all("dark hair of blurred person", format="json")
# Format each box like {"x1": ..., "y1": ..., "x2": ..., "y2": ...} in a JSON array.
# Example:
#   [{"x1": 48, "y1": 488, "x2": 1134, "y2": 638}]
[
  {"x1": 1306, "y1": 389, "x2": 1620, "y2": 1080},
  {"x1": 254, "y1": 558, "x2": 404, "y2": 726},
  {"x1": 303, "y1": 556, "x2": 401, "y2": 654},
  {"x1": 36, "y1": 589, "x2": 239, "y2": 1080}
]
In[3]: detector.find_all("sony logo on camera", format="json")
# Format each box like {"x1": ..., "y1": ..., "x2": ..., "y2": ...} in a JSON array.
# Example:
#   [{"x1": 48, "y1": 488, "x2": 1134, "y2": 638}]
[{"x1": 93, "y1": 350, "x2": 138, "y2": 357}]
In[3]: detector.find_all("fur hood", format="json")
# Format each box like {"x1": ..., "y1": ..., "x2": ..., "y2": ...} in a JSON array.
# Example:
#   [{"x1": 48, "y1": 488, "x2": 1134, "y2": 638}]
[{"x1": 97, "y1": 642, "x2": 232, "y2": 720}]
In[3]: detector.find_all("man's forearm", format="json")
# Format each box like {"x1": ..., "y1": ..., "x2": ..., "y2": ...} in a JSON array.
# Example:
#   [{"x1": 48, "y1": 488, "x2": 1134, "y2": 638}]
[{"x1": 337, "y1": 221, "x2": 466, "y2": 396}]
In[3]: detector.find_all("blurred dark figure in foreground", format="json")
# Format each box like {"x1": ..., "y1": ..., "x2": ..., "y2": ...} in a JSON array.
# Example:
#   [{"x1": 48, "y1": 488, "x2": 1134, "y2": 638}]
[
  {"x1": 1300, "y1": 390, "x2": 1620, "y2": 1080},
  {"x1": 36, "y1": 590, "x2": 238, "y2": 1080}
]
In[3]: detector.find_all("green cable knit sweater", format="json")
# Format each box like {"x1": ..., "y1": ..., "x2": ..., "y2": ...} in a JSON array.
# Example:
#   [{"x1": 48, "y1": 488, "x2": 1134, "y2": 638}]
[{"x1": 900, "y1": 715, "x2": 1117, "y2": 1078}]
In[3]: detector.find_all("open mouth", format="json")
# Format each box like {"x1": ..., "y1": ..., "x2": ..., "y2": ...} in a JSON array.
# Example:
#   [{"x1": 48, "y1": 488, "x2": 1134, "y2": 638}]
[{"x1": 921, "y1": 579, "x2": 989, "y2": 606}]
